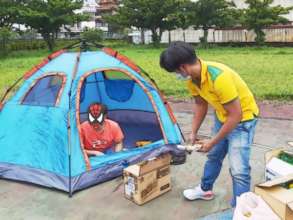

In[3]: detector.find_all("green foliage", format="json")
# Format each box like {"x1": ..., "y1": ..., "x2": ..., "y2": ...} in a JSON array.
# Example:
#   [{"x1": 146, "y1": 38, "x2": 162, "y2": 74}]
[
  {"x1": 81, "y1": 28, "x2": 104, "y2": 43},
  {"x1": 243, "y1": 0, "x2": 293, "y2": 45},
  {"x1": 190, "y1": 0, "x2": 239, "y2": 46},
  {"x1": 104, "y1": 0, "x2": 182, "y2": 46},
  {"x1": 0, "y1": 0, "x2": 24, "y2": 55},
  {"x1": 161, "y1": 0, "x2": 193, "y2": 43},
  {"x1": 10, "y1": 39, "x2": 78, "y2": 51},
  {"x1": 0, "y1": 27, "x2": 16, "y2": 56},
  {"x1": 9, "y1": 39, "x2": 48, "y2": 51},
  {"x1": 1, "y1": 39, "x2": 128, "y2": 53},
  {"x1": 174, "y1": 1, "x2": 194, "y2": 30},
  {"x1": 0, "y1": 39, "x2": 77, "y2": 52},
  {"x1": 102, "y1": 12, "x2": 126, "y2": 35},
  {"x1": 0, "y1": 0, "x2": 25, "y2": 28},
  {"x1": 19, "y1": 0, "x2": 89, "y2": 51}
]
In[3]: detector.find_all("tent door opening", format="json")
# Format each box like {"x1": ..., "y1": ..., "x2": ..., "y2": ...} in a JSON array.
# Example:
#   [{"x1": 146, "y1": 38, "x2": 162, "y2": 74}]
[{"x1": 78, "y1": 69, "x2": 164, "y2": 150}]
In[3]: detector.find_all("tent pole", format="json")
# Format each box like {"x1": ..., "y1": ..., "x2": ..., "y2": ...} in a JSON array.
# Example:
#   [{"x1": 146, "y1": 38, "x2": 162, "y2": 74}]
[
  {"x1": 67, "y1": 51, "x2": 81, "y2": 197},
  {"x1": 68, "y1": 121, "x2": 72, "y2": 198},
  {"x1": 0, "y1": 76, "x2": 23, "y2": 110},
  {"x1": 67, "y1": 89, "x2": 73, "y2": 198},
  {"x1": 62, "y1": 39, "x2": 105, "y2": 51}
]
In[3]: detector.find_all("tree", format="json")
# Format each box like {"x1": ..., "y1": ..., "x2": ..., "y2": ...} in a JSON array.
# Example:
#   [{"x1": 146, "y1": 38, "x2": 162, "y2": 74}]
[
  {"x1": 81, "y1": 28, "x2": 104, "y2": 43},
  {"x1": 102, "y1": 11, "x2": 127, "y2": 40},
  {"x1": 243, "y1": 0, "x2": 293, "y2": 45},
  {"x1": 20, "y1": 0, "x2": 88, "y2": 51},
  {"x1": 173, "y1": 0, "x2": 194, "y2": 42},
  {"x1": 0, "y1": 0, "x2": 25, "y2": 28},
  {"x1": 104, "y1": 0, "x2": 181, "y2": 46},
  {"x1": 0, "y1": 1, "x2": 24, "y2": 56},
  {"x1": 0, "y1": 27, "x2": 15, "y2": 56},
  {"x1": 190, "y1": 0, "x2": 239, "y2": 45},
  {"x1": 162, "y1": 0, "x2": 193, "y2": 43}
]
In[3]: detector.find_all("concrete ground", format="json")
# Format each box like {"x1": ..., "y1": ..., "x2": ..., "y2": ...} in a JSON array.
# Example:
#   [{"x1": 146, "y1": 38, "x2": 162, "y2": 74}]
[{"x1": 0, "y1": 103, "x2": 292, "y2": 220}]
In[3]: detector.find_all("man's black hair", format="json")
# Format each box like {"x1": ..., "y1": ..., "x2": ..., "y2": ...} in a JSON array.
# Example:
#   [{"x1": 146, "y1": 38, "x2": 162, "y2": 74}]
[
  {"x1": 88, "y1": 103, "x2": 108, "y2": 115},
  {"x1": 160, "y1": 41, "x2": 197, "y2": 72}
]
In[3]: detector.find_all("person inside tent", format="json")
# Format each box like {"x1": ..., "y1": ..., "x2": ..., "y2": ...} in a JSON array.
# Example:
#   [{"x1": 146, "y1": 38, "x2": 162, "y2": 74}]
[{"x1": 80, "y1": 103, "x2": 124, "y2": 156}]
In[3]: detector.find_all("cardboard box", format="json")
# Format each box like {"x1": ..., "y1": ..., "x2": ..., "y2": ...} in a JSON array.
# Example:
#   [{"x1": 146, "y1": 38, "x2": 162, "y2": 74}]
[
  {"x1": 123, "y1": 153, "x2": 171, "y2": 205},
  {"x1": 255, "y1": 174, "x2": 293, "y2": 220},
  {"x1": 265, "y1": 148, "x2": 293, "y2": 181}
]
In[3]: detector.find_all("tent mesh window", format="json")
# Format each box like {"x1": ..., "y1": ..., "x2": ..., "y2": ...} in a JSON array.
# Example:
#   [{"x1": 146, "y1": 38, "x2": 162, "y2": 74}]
[
  {"x1": 22, "y1": 75, "x2": 64, "y2": 107},
  {"x1": 104, "y1": 70, "x2": 134, "y2": 102}
]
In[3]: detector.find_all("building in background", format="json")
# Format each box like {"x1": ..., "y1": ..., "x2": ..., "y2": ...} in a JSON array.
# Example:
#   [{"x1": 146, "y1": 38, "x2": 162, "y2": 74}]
[
  {"x1": 96, "y1": 0, "x2": 118, "y2": 31},
  {"x1": 61, "y1": 0, "x2": 118, "y2": 38}
]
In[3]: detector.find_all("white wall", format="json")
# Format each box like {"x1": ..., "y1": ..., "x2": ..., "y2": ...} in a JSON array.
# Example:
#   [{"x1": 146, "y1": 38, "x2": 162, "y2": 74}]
[{"x1": 131, "y1": 26, "x2": 293, "y2": 44}]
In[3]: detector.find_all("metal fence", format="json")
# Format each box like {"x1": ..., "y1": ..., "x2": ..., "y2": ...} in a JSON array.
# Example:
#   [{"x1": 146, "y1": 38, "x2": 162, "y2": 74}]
[{"x1": 159, "y1": 25, "x2": 293, "y2": 43}]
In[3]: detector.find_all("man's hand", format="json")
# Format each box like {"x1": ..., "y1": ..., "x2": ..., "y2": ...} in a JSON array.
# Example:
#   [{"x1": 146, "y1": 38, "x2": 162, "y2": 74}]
[
  {"x1": 115, "y1": 142, "x2": 123, "y2": 152},
  {"x1": 93, "y1": 151, "x2": 104, "y2": 156},
  {"x1": 188, "y1": 132, "x2": 199, "y2": 145},
  {"x1": 85, "y1": 150, "x2": 104, "y2": 156},
  {"x1": 196, "y1": 139, "x2": 214, "y2": 153}
]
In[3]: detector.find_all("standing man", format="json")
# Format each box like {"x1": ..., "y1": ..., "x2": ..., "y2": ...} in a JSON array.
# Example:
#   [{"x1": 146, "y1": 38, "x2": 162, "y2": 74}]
[{"x1": 160, "y1": 41, "x2": 259, "y2": 207}]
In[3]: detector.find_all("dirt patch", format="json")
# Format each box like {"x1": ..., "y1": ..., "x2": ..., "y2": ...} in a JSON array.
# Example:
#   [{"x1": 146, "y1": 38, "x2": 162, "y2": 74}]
[{"x1": 169, "y1": 99, "x2": 293, "y2": 120}]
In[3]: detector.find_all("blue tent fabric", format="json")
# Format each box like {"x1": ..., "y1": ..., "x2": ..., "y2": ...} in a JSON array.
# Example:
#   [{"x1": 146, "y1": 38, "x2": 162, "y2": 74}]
[
  {"x1": 0, "y1": 104, "x2": 69, "y2": 176},
  {"x1": 104, "y1": 79, "x2": 135, "y2": 102},
  {"x1": 22, "y1": 75, "x2": 64, "y2": 106},
  {"x1": 0, "y1": 50, "x2": 185, "y2": 194}
]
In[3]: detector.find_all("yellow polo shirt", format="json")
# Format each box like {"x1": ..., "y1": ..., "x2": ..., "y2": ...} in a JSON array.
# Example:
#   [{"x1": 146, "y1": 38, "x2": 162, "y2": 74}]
[{"x1": 187, "y1": 60, "x2": 259, "y2": 123}]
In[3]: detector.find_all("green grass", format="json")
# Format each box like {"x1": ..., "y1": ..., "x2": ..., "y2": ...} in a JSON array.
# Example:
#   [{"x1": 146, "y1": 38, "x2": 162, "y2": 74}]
[{"x1": 1, "y1": 46, "x2": 293, "y2": 101}]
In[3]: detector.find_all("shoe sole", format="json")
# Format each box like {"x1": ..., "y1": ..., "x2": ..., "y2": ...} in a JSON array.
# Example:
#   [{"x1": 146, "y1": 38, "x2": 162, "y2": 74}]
[{"x1": 184, "y1": 195, "x2": 215, "y2": 201}]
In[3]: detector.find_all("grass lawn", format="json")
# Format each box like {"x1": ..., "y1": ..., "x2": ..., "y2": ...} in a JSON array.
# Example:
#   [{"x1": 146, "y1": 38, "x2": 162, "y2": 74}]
[{"x1": 1, "y1": 46, "x2": 293, "y2": 101}]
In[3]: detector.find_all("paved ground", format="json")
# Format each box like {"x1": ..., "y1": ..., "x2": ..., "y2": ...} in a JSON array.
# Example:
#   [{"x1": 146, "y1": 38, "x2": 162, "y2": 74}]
[{"x1": 0, "y1": 102, "x2": 292, "y2": 220}]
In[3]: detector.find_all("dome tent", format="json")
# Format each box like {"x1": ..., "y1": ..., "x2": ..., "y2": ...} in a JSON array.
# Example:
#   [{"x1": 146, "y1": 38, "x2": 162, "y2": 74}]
[{"x1": 0, "y1": 42, "x2": 185, "y2": 196}]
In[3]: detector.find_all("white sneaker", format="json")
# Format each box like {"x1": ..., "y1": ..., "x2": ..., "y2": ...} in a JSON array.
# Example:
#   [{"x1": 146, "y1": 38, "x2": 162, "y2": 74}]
[{"x1": 183, "y1": 185, "x2": 215, "y2": 201}]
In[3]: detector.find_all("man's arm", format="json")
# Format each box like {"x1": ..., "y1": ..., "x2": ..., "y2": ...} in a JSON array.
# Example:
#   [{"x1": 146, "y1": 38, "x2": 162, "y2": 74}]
[
  {"x1": 85, "y1": 150, "x2": 104, "y2": 156},
  {"x1": 112, "y1": 121, "x2": 124, "y2": 152},
  {"x1": 198, "y1": 98, "x2": 242, "y2": 152},
  {"x1": 190, "y1": 96, "x2": 208, "y2": 144},
  {"x1": 114, "y1": 142, "x2": 123, "y2": 152}
]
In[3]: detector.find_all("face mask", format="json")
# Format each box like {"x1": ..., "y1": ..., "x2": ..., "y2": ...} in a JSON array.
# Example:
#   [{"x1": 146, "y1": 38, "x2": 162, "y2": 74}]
[
  {"x1": 175, "y1": 73, "x2": 191, "y2": 81},
  {"x1": 88, "y1": 104, "x2": 106, "y2": 129},
  {"x1": 89, "y1": 112, "x2": 104, "y2": 124}
]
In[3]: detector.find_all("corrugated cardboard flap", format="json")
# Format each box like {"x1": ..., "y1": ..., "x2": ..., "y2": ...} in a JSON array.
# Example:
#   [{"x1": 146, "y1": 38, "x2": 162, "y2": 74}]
[
  {"x1": 258, "y1": 174, "x2": 293, "y2": 188},
  {"x1": 124, "y1": 154, "x2": 171, "y2": 177},
  {"x1": 124, "y1": 165, "x2": 140, "y2": 177},
  {"x1": 138, "y1": 154, "x2": 171, "y2": 176},
  {"x1": 288, "y1": 201, "x2": 293, "y2": 211}
]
